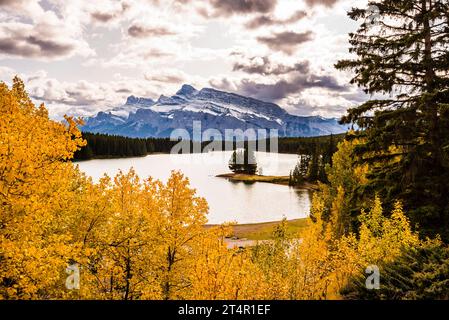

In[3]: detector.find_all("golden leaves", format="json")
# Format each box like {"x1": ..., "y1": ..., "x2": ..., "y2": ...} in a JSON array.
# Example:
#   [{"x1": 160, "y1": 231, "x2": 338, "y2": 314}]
[
  {"x1": 0, "y1": 77, "x2": 428, "y2": 301},
  {"x1": 0, "y1": 78, "x2": 86, "y2": 299}
]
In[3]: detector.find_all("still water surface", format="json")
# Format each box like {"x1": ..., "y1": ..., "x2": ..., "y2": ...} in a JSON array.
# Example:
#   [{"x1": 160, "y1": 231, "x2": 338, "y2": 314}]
[{"x1": 77, "y1": 152, "x2": 311, "y2": 224}]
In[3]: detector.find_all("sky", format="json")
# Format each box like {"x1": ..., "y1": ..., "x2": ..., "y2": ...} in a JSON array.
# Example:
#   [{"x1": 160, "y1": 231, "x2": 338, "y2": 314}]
[{"x1": 0, "y1": 0, "x2": 372, "y2": 119}]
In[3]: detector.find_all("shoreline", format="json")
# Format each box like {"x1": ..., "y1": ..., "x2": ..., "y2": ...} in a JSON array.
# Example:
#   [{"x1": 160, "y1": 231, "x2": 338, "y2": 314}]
[
  {"x1": 205, "y1": 218, "x2": 309, "y2": 243},
  {"x1": 216, "y1": 173, "x2": 319, "y2": 190}
]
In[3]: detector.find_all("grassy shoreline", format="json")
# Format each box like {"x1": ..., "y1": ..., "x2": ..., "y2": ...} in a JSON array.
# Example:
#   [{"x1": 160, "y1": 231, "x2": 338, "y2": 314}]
[
  {"x1": 206, "y1": 218, "x2": 309, "y2": 241},
  {"x1": 216, "y1": 173, "x2": 319, "y2": 190}
]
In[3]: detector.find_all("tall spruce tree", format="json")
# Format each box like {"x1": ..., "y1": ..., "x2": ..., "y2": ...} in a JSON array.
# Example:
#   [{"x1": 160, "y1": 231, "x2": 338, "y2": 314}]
[{"x1": 336, "y1": 0, "x2": 449, "y2": 240}]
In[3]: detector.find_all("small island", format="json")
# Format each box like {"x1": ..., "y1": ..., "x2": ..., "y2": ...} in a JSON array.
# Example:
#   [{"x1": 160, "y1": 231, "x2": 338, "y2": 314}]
[
  {"x1": 217, "y1": 148, "x2": 319, "y2": 190},
  {"x1": 216, "y1": 173, "x2": 290, "y2": 185},
  {"x1": 216, "y1": 173, "x2": 319, "y2": 190}
]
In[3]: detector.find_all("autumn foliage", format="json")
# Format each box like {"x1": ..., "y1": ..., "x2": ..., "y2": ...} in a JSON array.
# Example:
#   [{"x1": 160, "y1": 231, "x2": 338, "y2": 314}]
[{"x1": 0, "y1": 78, "x2": 438, "y2": 300}]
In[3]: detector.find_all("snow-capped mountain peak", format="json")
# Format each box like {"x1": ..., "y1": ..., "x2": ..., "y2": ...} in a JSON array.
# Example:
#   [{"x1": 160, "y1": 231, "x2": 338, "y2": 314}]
[
  {"x1": 176, "y1": 84, "x2": 198, "y2": 97},
  {"x1": 126, "y1": 95, "x2": 155, "y2": 106},
  {"x1": 82, "y1": 85, "x2": 348, "y2": 138}
]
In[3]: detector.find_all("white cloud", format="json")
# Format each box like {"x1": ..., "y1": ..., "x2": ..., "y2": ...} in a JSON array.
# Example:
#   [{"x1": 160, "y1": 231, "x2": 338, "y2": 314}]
[{"x1": 0, "y1": 0, "x2": 371, "y2": 118}]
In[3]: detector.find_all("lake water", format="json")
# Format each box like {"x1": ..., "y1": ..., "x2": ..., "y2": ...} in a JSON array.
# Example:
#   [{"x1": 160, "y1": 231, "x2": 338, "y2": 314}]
[{"x1": 76, "y1": 151, "x2": 311, "y2": 224}]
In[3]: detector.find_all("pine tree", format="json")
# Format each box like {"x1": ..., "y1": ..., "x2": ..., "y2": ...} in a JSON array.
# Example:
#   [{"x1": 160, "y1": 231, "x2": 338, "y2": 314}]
[
  {"x1": 336, "y1": 0, "x2": 449, "y2": 240},
  {"x1": 290, "y1": 155, "x2": 311, "y2": 186},
  {"x1": 307, "y1": 143, "x2": 321, "y2": 182},
  {"x1": 228, "y1": 147, "x2": 258, "y2": 175},
  {"x1": 290, "y1": 163, "x2": 304, "y2": 186},
  {"x1": 323, "y1": 134, "x2": 337, "y2": 167},
  {"x1": 342, "y1": 240, "x2": 448, "y2": 300}
]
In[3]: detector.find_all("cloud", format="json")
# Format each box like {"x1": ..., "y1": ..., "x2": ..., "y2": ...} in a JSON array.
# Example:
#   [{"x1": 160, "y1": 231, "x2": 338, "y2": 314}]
[
  {"x1": 90, "y1": 12, "x2": 117, "y2": 23},
  {"x1": 0, "y1": 22, "x2": 93, "y2": 60},
  {"x1": 304, "y1": 0, "x2": 340, "y2": 8},
  {"x1": 0, "y1": 65, "x2": 16, "y2": 82},
  {"x1": 90, "y1": 1, "x2": 130, "y2": 23},
  {"x1": 14, "y1": 71, "x2": 161, "y2": 119},
  {"x1": 206, "y1": 0, "x2": 277, "y2": 17},
  {"x1": 0, "y1": 0, "x2": 365, "y2": 119},
  {"x1": 231, "y1": 53, "x2": 310, "y2": 76},
  {"x1": 245, "y1": 10, "x2": 307, "y2": 29},
  {"x1": 4, "y1": 67, "x2": 198, "y2": 120},
  {"x1": 211, "y1": 71, "x2": 347, "y2": 102},
  {"x1": 238, "y1": 75, "x2": 345, "y2": 101},
  {"x1": 284, "y1": 87, "x2": 370, "y2": 117},
  {"x1": 0, "y1": 1, "x2": 95, "y2": 60},
  {"x1": 257, "y1": 31, "x2": 313, "y2": 54},
  {"x1": 128, "y1": 24, "x2": 176, "y2": 38},
  {"x1": 0, "y1": 0, "x2": 44, "y2": 17},
  {"x1": 0, "y1": 0, "x2": 26, "y2": 7},
  {"x1": 144, "y1": 69, "x2": 186, "y2": 84}
]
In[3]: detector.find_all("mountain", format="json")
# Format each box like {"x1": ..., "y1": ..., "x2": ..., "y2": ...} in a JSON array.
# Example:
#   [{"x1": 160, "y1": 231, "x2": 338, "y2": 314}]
[{"x1": 82, "y1": 85, "x2": 348, "y2": 138}]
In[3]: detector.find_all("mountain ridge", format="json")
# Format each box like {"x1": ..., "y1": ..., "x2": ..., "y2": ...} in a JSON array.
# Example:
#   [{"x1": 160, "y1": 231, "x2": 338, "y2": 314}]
[{"x1": 82, "y1": 84, "x2": 348, "y2": 138}]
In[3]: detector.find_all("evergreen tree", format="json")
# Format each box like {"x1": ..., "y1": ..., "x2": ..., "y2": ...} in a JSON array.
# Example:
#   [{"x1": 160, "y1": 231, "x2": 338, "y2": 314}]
[
  {"x1": 290, "y1": 154, "x2": 311, "y2": 186},
  {"x1": 229, "y1": 147, "x2": 258, "y2": 175},
  {"x1": 323, "y1": 134, "x2": 337, "y2": 167},
  {"x1": 342, "y1": 241, "x2": 449, "y2": 300},
  {"x1": 290, "y1": 163, "x2": 304, "y2": 186},
  {"x1": 299, "y1": 154, "x2": 311, "y2": 179},
  {"x1": 308, "y1": 143, "x2": 321, "y2": 182},
  {"x1": 336, "y1": 0, "x2": 449, "y2": 240}
]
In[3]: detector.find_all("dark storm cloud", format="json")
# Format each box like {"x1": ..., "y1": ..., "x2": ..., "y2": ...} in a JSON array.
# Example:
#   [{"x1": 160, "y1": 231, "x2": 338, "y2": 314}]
[
  {"x1": 245, "y1": 10, "x2": 307, "y2": 29},
  {"x1": 128, "y1": 24, "x2": 176, "y2": 38},
  {"x1": 257, "y1": 31, "x2": 313, "y2": 54},
  {"x1": 232, "y1": 54, "x2": 310, "y2": 76},
  {"x1": 305, "y1": 0, "x2": 340, "y2": 8}
]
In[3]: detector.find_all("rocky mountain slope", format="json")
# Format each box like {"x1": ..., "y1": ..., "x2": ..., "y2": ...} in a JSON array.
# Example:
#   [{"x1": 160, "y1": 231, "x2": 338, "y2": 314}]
[{"x1": 82, "y1": 85, "x2": 348, "y2": 138}]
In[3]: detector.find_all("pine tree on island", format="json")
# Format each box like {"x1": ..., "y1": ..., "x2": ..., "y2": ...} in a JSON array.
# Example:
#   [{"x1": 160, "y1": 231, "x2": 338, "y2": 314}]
[{"x1": 229, "y1": 147, "x2": 258, "y2": 175}]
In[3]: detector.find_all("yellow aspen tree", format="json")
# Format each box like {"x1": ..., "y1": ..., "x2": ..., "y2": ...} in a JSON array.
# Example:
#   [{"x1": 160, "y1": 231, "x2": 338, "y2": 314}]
[
  {"x1": 358, "y1": 197, "x2": 420, "y2": 265},
  {"x1": 0, "y1": 77, "x2": 86, "y2": 299},
  {"x1": 77, "y1": 170, "x2": 163, "y2": 300},
  {"x1": 330, "y1": 186, "x2": 348, "y2": 238},
  {"x1": 251, "y1": 219, "x2": 305, "y2": 300},
  {"x1": 317, "y1": 138, "x2": 369, "y2": 235},
  {"x1": 154, "y1": 171, "x2": 208, "y2": 300},
  {"x1": 186, "y1": 226, "x2": 265, "y2": 300},
  {"x1": 287, "y1": 195, "x2": 334, "y2": 300},
  {"x1": 330, "y1": 234, "x2": 360, "y2": 297}
]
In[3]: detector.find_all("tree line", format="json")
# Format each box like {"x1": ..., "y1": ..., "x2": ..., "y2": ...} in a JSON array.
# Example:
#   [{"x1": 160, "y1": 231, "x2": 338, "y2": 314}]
[
  {"x1": 74, "y1": 133, "x2": 170, "y2": 160},
  {"x1": 74, "y1": 132, "x2": 344, "y2": 161}
]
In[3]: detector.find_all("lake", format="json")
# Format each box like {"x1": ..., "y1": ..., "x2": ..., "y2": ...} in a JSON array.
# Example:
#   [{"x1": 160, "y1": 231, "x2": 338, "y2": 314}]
[{"x1": 76, "y1": 151, "x2": 311, "y2": 224}]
